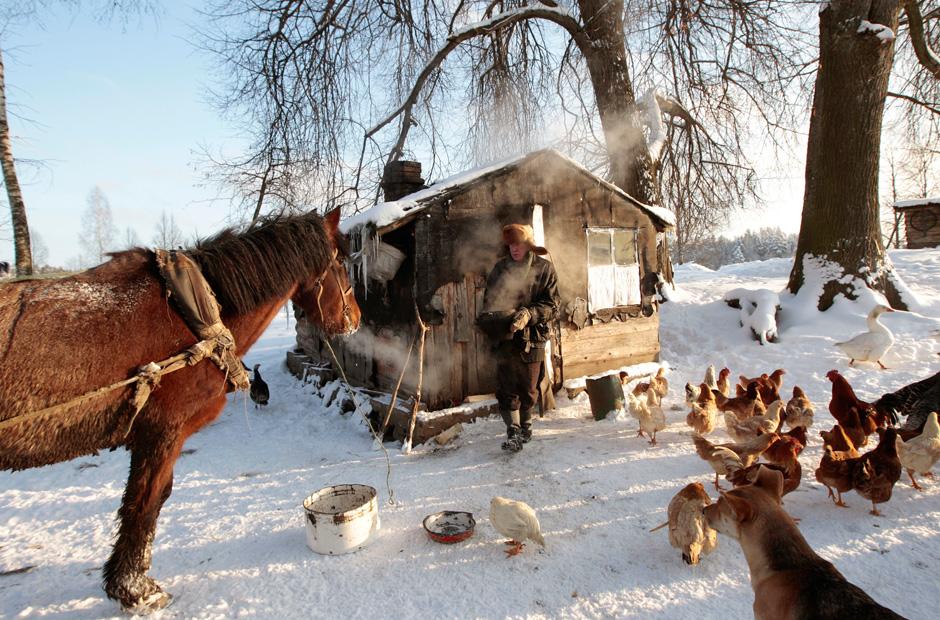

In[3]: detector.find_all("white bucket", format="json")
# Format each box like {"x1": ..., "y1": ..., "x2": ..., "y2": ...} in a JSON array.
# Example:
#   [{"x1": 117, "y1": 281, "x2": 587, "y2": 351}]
[
  {"x1": 368, "y1": 241, "x2": 405, "y2": 282},
  {"x1": 303, "y1": 484, "x2": 380, "y2": 555}
]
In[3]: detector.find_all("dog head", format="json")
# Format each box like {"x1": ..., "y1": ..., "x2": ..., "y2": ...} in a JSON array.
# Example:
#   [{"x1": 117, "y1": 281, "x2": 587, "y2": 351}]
[{"x1": 703, "y1": 466, "x2": 784, "y2": 539}]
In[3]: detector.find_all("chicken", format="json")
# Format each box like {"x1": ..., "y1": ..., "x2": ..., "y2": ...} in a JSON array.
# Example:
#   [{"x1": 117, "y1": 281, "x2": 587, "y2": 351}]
[
  {"x1": 852, "y1": 428, "x2": 902, "y2": 516},
  {"x1": 693, "y1": 433, "x2": 776, "y2": 489},
  {"x1": 703, "y1": 365, "x2": 718, "y2": 391},
  {"x1": 737, "y1": 369, "x2": 784, "y2": 404},
  {"x1": 764, "y1": 430, "x2": 806, "y2": 465},
  {"x1": 489, "y1": 497, "x2": 545, "y2": 557},
  {"x1": 716, "y1": 368, "x2": 732, "y2": 398},
  {"x1": 895, "y1": 411, "x2": 940, "y2": 490},
  {"x1": 650, "y1": 367, "x2": 669, "y2": 399},
  {"x1": 730, "y1": 454, "x2": 802, "y2": 497},
  {"x1": 693, "y1": 434, "x2": 745, "y2": 490},
  {"x1": 684, "y1": 382, "x2": 702, "y2": 408},
  {"x1": 784, "y1": 385, "x2": 815, "y2": 430},
  {"x1": 826, "y1": 370, "x2": 888, "y2": 440},
  {"x1": 837, "y1": 407, "x2": 869, "y2": 450},
  {"x1": 815, "y1": 444, "x2": 859, "y2": 508},
  {"x1": 665, "y1": 483, "x2": 718, "y2": 565},
  {"x1": 686, "y1": 383, "x2": 718, "y2": 435},
  {"x1": 834, "y1": 304, "x2": 895, "y2": 368},
  {"x1": 781, "y1": 425, "x2": 808, "y2": 452},
  {"x1": 728, "y1": 400, "x2": 785, "y2": 442},
  {"x1": 249, "y1": 364, "x2": 270, "y2": 408},
  {"x1": 714, "y1": 381, "x2": 765, "y2": 422},
  {"x1": 874, "y1": 371, "x2": 940, "y2": 432},
  {"x1": 820, "y1": 424, "x2": 860, "y2": 457},
  {"x1": 628, "y1": 391, "x2": 666, "y2": 445}
]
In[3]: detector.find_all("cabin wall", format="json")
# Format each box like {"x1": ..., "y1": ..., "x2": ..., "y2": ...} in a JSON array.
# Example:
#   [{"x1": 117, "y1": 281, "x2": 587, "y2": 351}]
[
  {"x1": 902, "y1": 205, "x2": 940, "y2": 249},
  {"x1": 559, "y1": 314, "x2": 660, "y2": 381}
]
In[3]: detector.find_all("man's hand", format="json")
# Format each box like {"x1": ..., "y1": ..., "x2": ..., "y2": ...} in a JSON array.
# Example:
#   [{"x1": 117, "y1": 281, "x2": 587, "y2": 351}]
[{"x1": 510, "y1": 308, "x2": 531, "y2": 333}]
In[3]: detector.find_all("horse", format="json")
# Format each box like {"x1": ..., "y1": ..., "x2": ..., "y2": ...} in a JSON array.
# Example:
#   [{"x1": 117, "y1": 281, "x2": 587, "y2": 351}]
[{"x1": 0, "y1": 208, "x2": 360, "y2": 613}]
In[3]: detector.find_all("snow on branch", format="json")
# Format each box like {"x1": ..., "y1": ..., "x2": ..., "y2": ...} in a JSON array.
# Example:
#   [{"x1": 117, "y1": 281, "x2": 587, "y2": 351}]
[{"x1": 857, "y1": 19, "x2": 896, "y2": 43}]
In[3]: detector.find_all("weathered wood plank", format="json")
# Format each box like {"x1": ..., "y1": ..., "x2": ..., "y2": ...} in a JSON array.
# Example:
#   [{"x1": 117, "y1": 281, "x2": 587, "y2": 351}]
[{"x1": 454, "y1": 277, "x2": 471, "y2": 342}]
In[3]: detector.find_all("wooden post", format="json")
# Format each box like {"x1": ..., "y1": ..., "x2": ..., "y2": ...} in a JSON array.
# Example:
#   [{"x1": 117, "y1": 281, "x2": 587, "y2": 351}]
[
  {"x1": 378, "y1": 329, "x2": 417, "y2": 441},
  {"x1": 403, "y1": 304, "x2": 429, "y2": 453}
]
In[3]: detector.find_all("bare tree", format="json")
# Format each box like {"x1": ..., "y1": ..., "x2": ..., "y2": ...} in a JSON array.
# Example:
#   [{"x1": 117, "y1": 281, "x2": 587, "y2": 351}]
[
  {"x1": 152, "y1": 209, "x2": 183, "y2": 249},
  {"x1": 28, "y1": 226, "x2": 47, "y2": 268},
  {"x1": 122, "y1": 225, "x2": 142, "y2": 249},
  {"x1": 78, "y1": 186, "x2": 116, "y2": 266},
  {"x1": 788, "y1": 0, "x2": 940, "y2": 310},
  {"x1": 205, "y1": 0, "x2": 815, "y2": 237},
  {"x1": 0, "y1": 47, "x2": 31, "y2": 276}
]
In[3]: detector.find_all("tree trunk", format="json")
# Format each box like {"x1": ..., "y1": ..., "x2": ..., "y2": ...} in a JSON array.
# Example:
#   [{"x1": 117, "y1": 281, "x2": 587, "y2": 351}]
[
  {"x1": 0, "y1": 47, "x2": 32, "y2": 277},
  {"x1": 787, "y1": 1, "x2": 904, "y2": 310},
  {"x1": 577, "y1": 0, "x2": 656, "y2": 205}
]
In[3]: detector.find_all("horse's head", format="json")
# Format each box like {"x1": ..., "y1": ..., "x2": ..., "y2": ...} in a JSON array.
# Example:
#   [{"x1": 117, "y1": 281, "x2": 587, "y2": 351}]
[{"x1": 293, "y1": 208, "x2": 361, "y2": 335}]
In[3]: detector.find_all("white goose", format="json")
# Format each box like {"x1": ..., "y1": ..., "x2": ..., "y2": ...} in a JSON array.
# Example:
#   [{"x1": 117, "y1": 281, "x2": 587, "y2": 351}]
[{"x1": 834, "y1": 304, "x2": 895, "y2": 369}]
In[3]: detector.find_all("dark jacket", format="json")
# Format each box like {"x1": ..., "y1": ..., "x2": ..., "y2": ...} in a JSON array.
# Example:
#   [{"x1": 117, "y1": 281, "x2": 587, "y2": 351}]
[{"x1": 482, "y1": 252, "x2": 560, "y2": 353}]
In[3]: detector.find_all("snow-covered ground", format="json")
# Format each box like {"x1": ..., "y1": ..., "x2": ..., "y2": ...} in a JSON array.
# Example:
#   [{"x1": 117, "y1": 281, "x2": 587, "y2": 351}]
[{"x1": 2, "y1": 249, "x2": 939, "y2": 619}]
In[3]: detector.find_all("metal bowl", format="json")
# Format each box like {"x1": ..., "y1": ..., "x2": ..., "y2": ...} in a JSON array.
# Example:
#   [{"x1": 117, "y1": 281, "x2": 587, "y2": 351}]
[{"x1": 422, "y1": 511, "x2": 475, "y2": 544}]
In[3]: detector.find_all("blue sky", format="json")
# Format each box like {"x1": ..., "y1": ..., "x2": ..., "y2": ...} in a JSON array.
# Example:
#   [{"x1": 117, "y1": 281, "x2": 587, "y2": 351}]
[{"x1": 2, "y1": 2, "x2": 240, "y2": 266}]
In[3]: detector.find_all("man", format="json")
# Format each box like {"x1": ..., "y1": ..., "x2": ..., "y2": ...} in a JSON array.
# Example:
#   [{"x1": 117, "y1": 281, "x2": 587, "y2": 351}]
[{"x1": 482, "y1": 223, "x2": 559, "y2": 452}]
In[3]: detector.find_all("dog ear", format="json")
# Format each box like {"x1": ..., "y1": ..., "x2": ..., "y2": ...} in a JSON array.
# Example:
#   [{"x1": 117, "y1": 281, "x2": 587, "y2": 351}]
[
  {"x1": 752, "y1": 465, "x2": 784, "y2": 502},
  {"x1": 721, "y1": 493, "x2": 755, "y2": 523}
]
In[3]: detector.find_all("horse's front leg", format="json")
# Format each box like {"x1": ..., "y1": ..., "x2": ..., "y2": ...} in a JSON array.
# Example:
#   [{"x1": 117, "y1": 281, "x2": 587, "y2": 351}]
[{"x1": 102, "y1": 424, "x2": 183, "y2": 614}]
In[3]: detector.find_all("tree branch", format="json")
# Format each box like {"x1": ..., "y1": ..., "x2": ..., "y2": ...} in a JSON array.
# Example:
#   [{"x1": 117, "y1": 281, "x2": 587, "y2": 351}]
[
  {"x1": 903, "y1": 0, "x2": 940, "y2": 79},
  {"x1": 365, "y1": 5, "x2": 588, "y2": 164},
  {"x1": 887, "y1": 89, "x2": 940, "y2": 115}
]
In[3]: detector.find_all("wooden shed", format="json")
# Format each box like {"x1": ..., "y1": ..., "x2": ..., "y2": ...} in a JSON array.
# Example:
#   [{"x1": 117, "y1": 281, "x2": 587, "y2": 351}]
[
  {"x1": 292, "y1": 149, "x2": 675, "y2": 438},
  {"x1": 892, "y1": 198, "x2": 940, "y2": 249}
]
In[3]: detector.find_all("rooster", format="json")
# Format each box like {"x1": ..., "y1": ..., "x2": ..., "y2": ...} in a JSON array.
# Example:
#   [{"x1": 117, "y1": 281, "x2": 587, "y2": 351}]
[{"x1": 826, "y1": 370, "x2": 890, "y2": 438}]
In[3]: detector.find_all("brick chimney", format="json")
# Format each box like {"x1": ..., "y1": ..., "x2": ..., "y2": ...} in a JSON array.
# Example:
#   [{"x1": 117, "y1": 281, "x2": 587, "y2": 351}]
[{"x1": 381, "y1": 160, "x2": 426, "y2": 201}]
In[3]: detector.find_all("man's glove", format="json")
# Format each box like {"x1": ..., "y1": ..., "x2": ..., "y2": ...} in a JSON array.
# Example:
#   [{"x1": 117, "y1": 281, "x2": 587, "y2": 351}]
[{"x1": 509, "y1": 307, "x2": 531, "y2": 333}]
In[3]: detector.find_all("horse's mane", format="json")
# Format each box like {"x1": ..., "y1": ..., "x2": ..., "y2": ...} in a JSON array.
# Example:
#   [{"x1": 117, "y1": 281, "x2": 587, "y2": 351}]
[{"x1": 183, "y1": 211, "x2": 343, "y2": 315}]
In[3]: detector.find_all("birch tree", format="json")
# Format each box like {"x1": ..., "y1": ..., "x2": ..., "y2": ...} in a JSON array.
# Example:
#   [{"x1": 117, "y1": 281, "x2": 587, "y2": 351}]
[{"x1": 78, "y1": 186, "x2": 116, "y2": 266}]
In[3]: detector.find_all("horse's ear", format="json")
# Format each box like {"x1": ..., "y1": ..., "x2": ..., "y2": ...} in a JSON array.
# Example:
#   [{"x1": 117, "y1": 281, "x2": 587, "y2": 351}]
[{"x1": 324, "y1": 207, "x2": 341, "y2": 232}]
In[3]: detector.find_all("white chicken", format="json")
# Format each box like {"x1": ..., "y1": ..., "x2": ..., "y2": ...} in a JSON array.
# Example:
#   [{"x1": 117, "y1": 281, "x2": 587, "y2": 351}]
[
  {"x1": 895, "y1": 411, "x2": 940, "y2": 490},
  {"x1": 665, "y1": 482, "x2": 718, "y2": 565},
  {"x1": 628, "y1": 391, "x2": 666, "y2": 445},
  {"x1": 703, "y1": 365, "x2": 718, "y2": 391},
  {"x1": 489, "y1": 496, "x2": 545, "y2": 557},
  {"x1": 834, "y1": 304, "x2": 895, "y2": 369}
]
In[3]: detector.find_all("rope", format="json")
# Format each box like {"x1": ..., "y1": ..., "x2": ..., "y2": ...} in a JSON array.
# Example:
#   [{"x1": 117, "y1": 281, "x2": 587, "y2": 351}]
[
  {"x1": 0, "y1": 337, "x2": 225, "y2": 436},
  {"x1": 321, "y1": 337, "x2": 397, "y2": 506}
]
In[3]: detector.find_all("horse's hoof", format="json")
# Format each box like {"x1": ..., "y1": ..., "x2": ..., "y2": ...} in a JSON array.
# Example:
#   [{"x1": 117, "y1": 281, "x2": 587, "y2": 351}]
[{"x1": 122, "y1": 589, "x2": 173, "y2": 615}]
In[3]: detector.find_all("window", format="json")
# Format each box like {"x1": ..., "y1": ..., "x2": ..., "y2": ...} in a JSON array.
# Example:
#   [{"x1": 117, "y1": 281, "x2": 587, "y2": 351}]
[{"x1": 587, "y1": 228, "x2": 640, "y2": 310}]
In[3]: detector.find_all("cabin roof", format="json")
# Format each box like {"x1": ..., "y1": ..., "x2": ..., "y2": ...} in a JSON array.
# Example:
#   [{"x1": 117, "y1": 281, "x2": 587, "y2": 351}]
[
  {"x1": 893, "y1": 197, "x2": 940, "y2": 210},
  {"x1": 340, "y1": 149, "x2": 676, "y2": 234}
]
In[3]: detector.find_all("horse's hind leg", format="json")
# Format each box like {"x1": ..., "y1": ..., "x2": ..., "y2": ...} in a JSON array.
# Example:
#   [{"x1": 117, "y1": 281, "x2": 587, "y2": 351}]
[{"x1": 103, "y1": 429, "x2": 183, "y2": 614}]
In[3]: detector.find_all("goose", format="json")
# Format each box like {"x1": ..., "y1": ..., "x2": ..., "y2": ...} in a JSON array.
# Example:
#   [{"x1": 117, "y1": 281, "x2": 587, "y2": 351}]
[
  {"x1": 834, "y1": 304, "x2": 895, "y2": 369},
  {"x1": 250, "y1": 363, "x2": 270, "y2": 408}
]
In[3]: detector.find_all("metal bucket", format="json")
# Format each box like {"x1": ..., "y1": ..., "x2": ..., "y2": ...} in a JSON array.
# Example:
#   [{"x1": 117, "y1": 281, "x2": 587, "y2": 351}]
[
  {"x1": 585, "y1": 374, "x2": 625, "y2": 421},
  {"x1": 303, "y1": 484, "x2": 380, "y2": 555}
]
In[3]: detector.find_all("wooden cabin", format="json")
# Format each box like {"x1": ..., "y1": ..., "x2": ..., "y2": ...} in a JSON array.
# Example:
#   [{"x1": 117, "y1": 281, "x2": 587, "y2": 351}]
[
  {"x1": 292, "y1": 149, "x2": 674, "y2": 438},
  {"x1": 892, "y1": 198, "x2": 940, "y2": 249}
]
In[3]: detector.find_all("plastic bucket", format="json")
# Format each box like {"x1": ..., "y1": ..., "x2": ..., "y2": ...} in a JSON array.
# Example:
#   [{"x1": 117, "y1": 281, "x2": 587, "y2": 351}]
[
  {"x1": 369, "y1": 242, "x2": 405, "y2": 282},
  {"x1": 585, "y1": 374, "x2": 625, "y2": 421},
  {"x1": 303, "y1": 484, "x2": 380, "y2": 555}
]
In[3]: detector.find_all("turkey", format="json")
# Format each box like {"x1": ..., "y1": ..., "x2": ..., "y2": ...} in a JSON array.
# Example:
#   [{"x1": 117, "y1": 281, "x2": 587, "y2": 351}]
[
  {"x1": 874, "y1": 371, "x2": 940, "y2": 432},
  {"x1": 249, "y1": 363, "x2": 270, "y2": 408}
]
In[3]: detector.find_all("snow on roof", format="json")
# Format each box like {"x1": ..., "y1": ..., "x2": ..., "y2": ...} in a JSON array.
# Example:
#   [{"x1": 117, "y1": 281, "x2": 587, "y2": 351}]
[
  {"x1": 340, "y1": 149, "x2": 676, "y2": 234},
  {"x1": 893, "y1": 197, "x2": 940, "y2": 209}
]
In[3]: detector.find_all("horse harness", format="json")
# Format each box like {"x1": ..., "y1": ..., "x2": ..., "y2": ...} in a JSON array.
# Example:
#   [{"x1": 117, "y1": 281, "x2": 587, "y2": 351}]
[{"x1": 314, "y1": 247, "x2": 355, "y2": 330}]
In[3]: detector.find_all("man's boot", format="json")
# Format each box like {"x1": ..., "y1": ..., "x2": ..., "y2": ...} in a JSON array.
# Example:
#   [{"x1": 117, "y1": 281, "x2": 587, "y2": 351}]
[
  {"x1": 500, "y1": 409, "x2": 523, "y2": 452},
  {"x1": 519, "y1": 409, "x2": 533, "y2": 443}
]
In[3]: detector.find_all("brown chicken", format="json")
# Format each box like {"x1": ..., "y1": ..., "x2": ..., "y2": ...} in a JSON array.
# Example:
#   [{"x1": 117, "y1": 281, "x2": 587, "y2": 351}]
[
  {"x1": 764, "y1": 431, "x2": 806, "y2": 465},
  {"x1": 730, "y1": 451, "x2": 802, "y2": 497},
  {"x1": 837, "y1": 408, "x2": 869, "y2": 449},
  {"x1": 784, "y1": 385, "x2": 815, "y2": 429},
  {"x1": 716, "y1": 368, "x2": 732, "y2": 397},
  {"x1": 820, "y1": 424, "x2": 860, "y2": 456},
  {"x1": 737, "y1": 369, "x2": 785, "y2": 403},
  {"x1": 650, "y1": 367, "x2": 669, "y2": 399},
  {"x1": 686, "y1": 383, "x2": 718, "y2": 435},
  {"x1": 715, "y1": 381, "x2": 766, "y2": 422},
  {"x1": 782, "y1": 425, "x2": 808, "y2": 451},
  {"x1": 815, "y1": 445, "x2": 859, "y2": 508},
  {"x1": 693, "y1": 434, "x2": 746, "y2": 490},
  {"x1": 826, "y1": 370, "x2": 890, "y2": 438},
  {"x1": 853, "y1": 428, "x2": 902, "y2": 516}
]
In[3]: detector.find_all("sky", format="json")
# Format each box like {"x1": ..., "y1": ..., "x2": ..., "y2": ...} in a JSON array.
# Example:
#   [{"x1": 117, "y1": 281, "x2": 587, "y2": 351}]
[
  {"x1": 1, "y1": 2, "x2": 241, "y2": 267},
  {"x1": 0, "y1": 2, "x2": 807, "y2": 268}
]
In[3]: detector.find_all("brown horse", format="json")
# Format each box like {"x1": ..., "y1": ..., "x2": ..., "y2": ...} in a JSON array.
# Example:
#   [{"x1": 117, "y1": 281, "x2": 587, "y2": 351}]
[{"x1": 0, "y1": 208, "x2": 360, "y2": 613}]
